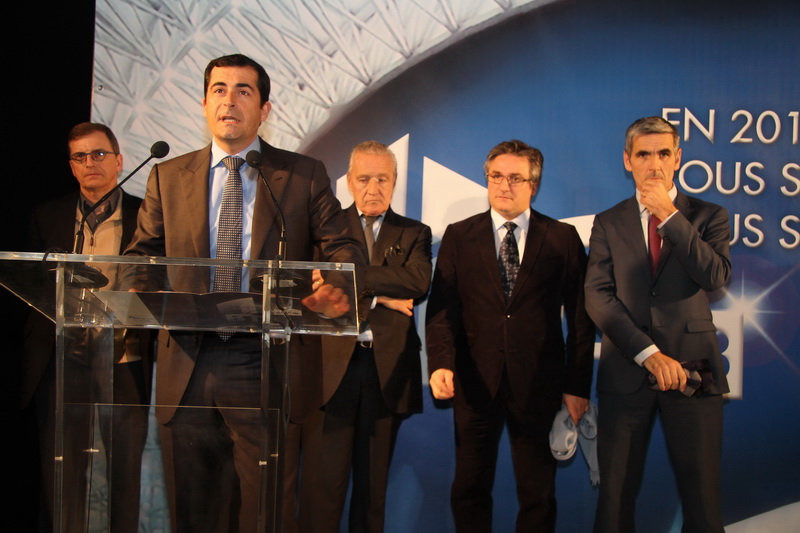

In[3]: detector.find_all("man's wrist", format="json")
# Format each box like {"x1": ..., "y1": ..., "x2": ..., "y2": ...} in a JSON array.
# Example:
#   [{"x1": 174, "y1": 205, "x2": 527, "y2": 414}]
[{"x1": 634, "y1": 344, "x2": 659, "y2": 366}]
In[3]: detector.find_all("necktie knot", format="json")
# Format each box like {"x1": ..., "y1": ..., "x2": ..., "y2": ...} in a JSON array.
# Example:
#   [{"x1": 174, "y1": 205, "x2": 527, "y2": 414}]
[
  {"x1": 222, "y1": 156, "x2": 245, "y2": 172},
  {"x1": 503, "y1": 221, "x2": 517, "y2": 233}
]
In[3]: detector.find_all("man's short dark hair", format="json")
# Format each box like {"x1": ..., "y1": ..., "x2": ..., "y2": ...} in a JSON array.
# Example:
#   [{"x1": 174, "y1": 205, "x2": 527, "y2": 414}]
[
  {"x1": 67, "y1": 122, "x2": 120, "y2": 154},
  {"x1": 625, "y1": 116, "x2": 680, "y2": 154},
  {"x1": 204, "y1": 54, "x2": 271, "y2": 106},
  {"x1": 484, "y1": 140, "x2": 544, "y2": 187}
]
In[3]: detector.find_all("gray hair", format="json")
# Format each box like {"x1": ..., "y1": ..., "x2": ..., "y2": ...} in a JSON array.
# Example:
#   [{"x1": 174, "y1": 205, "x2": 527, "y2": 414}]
[
  {"x1": 624, "y1": 116, "x2": 680, "y2": 154},
  {"x1": 348, "y1": 140, "x2": 398, "y2": 179}
]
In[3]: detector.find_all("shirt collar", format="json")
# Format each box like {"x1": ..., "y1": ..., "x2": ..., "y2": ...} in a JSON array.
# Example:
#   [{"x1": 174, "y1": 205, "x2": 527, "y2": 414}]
[
  {"x1": 355, "y1": 207, "x2": 387, "y2": 219},
  {"x1": 79, "y1": 188, "x2": 121, "y2": 216},
  {"x1": 490, "y1": 208, "x2": 530, "y2": 233},
  {"x1": 210, "y1": 137, "x2": 261, "y2": 168}
]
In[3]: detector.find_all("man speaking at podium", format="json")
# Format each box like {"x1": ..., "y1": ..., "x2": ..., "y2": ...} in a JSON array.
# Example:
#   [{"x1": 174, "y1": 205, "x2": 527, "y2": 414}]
[{"x1": 124, "y1": 54, "x2": 364, "y2": 533}]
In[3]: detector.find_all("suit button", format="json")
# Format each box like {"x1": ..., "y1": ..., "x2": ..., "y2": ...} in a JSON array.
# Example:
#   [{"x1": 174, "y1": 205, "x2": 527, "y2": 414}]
[
  {"x1": 650, "y1": 291, "x2": 656, "y2": 297},
  {"x1": 642, "y1": 326, "x2": 649, "y2": 333}
]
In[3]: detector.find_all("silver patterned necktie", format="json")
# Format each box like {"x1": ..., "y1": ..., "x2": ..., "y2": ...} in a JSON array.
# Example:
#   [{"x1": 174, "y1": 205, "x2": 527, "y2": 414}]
[
  {"x1": 214, "y1": 156, "x2": 245, "y2": 293},
  {"x1": 214, "y1": 156, "x2": 244, "y2": 339},
  {"x1": 498, "y1": 221, "x2": 520, "y2": 300}
]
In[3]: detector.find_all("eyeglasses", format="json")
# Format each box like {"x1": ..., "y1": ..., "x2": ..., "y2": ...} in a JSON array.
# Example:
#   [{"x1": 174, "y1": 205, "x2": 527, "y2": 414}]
[
  {"x1": 486, "y1": 173, "x2": 532, "y2": 186},
  {"x1": 69, "y1": 150, "x2": 117, "y2": 163}
]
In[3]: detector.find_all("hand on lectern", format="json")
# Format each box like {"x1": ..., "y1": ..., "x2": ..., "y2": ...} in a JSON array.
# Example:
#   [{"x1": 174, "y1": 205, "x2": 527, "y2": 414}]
[{"x1": 302, "y1": 281, "x2": 350, "y2": 318}]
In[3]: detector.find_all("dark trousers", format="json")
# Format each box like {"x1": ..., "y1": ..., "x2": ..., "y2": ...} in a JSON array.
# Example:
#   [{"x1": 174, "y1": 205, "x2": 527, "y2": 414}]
[
  {"x1": 300, "y1": 345, "x2": 401, "y2": 533},
  {"x1": 451, "y1": 374, "x2": 558, "y2": 533},
  {"x1": 161, "y1": 335, "x2": 267, "y2": 533},
  {"x1": 594, "y1": 387, "x2": 724, "y2": 533}
]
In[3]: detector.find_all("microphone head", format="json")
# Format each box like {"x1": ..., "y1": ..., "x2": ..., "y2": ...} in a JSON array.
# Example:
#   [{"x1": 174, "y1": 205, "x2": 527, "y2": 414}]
[
  {"x1": 150, "y1": 141, "x2": 170, "y2": 159},
  {"x1": 246, "y1": 150, "x2": 262, "y2": 168}
]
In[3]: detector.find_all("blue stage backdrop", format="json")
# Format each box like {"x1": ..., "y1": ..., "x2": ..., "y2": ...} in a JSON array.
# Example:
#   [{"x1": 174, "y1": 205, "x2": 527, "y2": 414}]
[
  {"x1": 304, "y1": 1, "x2": 799, "y2": 531},
  {"x1": 93, "y1": 0, "x2": 798, "y2": 531}
]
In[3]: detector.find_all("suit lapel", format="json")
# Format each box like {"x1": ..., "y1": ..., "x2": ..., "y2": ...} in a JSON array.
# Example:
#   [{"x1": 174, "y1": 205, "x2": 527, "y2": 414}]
[
  {"x1": 58, "y1": 193, "x2": 81, "y2": 251},
  {"x1": 345, "y1": 204, "x2": 369, "y2": 256},
  {"x1": 508, "y1": 211, "x2": 547, "y2": 306},
  {"x1": 618, "y1": 196, "x2": 651, "y2": 277},
  {"x1": 119, "y1": 192, "x2": 139, "y2": 254},
  {"x1": 177, "y1": 146, "x2": 212, "y2": 258},
  {"x1": 251, "y1": 140, "x2": 290, "y2": 260},
  {"x1": 476, "y1": 211, "x2": 506, "y2": 304},
  {"x1": 346, "y1": 205, "x2": 401, "y2": 266},
  {"x1": 653, "y1": 191, "x2": 688, "y2": 280},
  {"x1": 373, "y1": 209, "x2": 402, "y2": 265}
]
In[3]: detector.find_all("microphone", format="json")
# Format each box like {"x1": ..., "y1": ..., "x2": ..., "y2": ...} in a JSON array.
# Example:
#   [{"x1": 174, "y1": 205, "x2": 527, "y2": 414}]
[
  {"x1": 246, "y1": 150, "x2": 287, "y2": 261},
  {"x1": 73, "y1": 141, "x2": 170, "y2": 254},
  {"x1": 150, "y1": 140, "x2": 170, "y2": 158}
]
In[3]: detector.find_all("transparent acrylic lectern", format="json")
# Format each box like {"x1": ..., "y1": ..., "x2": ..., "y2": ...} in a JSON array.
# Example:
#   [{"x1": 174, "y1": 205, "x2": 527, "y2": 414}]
[{"x1": 1, "y1": 251, "x2": 358, "y2": 533}]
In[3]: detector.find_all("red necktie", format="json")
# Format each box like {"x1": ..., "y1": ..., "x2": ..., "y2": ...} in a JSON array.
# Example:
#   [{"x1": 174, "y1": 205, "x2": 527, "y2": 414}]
[{"x1": 648, "y1": 214, "x2": 662, "y2": 276}]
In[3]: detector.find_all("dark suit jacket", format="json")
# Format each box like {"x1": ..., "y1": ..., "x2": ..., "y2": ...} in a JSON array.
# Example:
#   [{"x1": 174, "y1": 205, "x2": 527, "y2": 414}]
[
  {"x1": 584, "y1": 190, "x2": 731, "y2": 395},
  {"x1": 21, "y1": 190, "x2": 148, "y2": 407},
  {"x1": 426, "y1": 209, "x2": 595, "y2": 411},
  {"x1": 123, "y1": 138, "x2": 364, "y2": 423},
  {"x1": 321, "y1": 206, "x2": 431, "y2": 414}
]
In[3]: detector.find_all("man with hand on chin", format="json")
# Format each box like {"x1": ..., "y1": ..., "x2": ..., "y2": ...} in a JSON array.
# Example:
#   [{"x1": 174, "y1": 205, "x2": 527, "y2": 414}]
[
  {"x1": 124, "y1": 54, "x2": 363, "y2": 533},
  {"x1": 585, "y1": 116, "x2": 731, "y2": 533}
]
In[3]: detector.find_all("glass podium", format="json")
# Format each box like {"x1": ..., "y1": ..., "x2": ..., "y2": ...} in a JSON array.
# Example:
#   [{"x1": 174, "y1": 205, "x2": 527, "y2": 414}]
[{"x1": 2, "y1": 251, "x2": 358, "y2": 533}]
